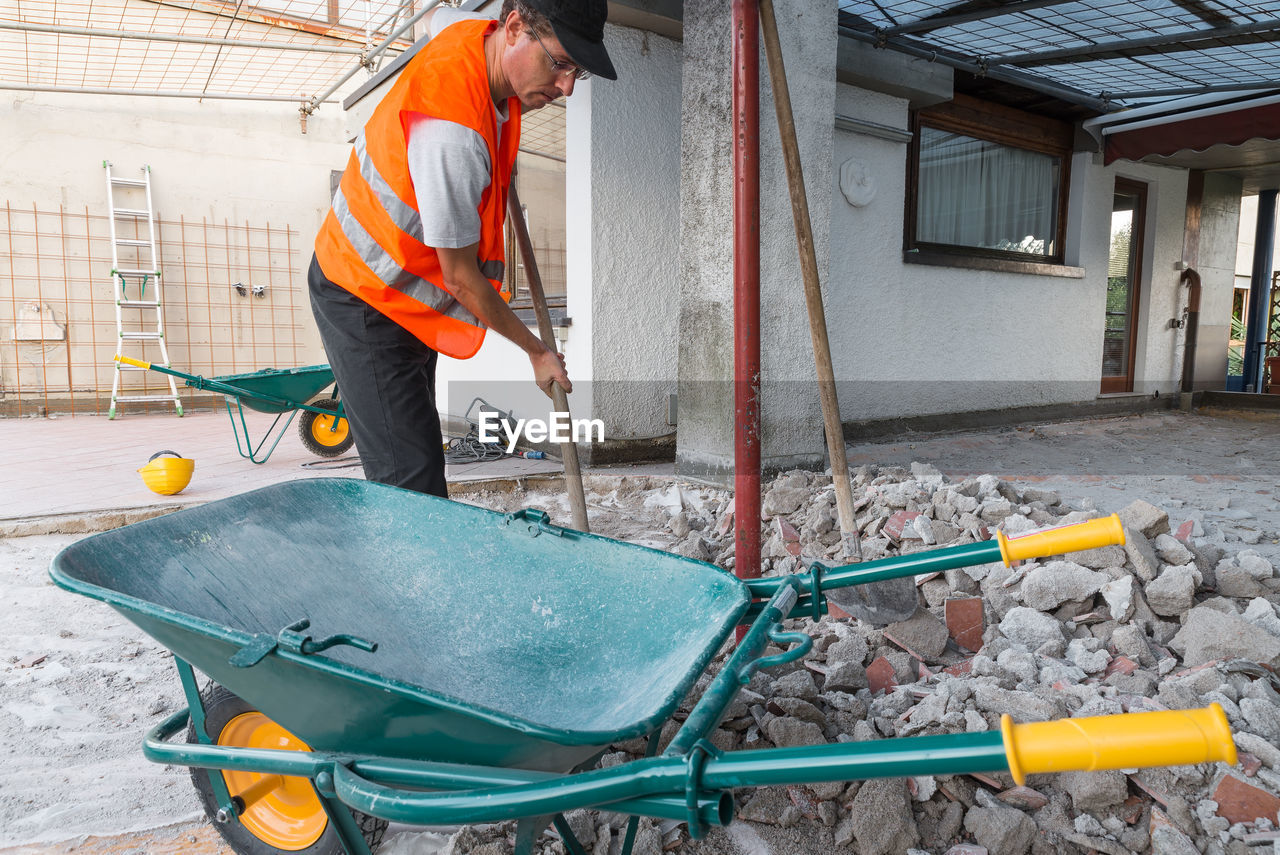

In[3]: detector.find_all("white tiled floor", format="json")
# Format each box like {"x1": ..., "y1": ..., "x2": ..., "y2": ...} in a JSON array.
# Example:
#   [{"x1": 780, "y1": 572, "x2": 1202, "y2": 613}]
[{"x1": 0, "y1": 409, "x2": 562, "y2": 521}]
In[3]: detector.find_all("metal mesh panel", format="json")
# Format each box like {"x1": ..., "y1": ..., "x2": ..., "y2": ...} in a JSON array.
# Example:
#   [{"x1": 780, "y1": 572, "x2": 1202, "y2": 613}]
[{"x1": 838, "y1": 0, "x2": 1280, "y2": 106}]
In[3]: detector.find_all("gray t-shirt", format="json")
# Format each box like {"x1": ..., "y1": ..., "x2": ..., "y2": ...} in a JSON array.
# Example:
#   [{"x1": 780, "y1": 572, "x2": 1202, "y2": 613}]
[{"x1": 405, "y1": 10, "x2": 509, "y2": 250}]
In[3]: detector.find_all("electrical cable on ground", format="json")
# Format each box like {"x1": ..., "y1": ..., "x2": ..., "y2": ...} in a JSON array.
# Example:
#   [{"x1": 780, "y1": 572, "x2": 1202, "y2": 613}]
[{"x1": 445, "y1": 431, "x2": 507, "y2": 464}]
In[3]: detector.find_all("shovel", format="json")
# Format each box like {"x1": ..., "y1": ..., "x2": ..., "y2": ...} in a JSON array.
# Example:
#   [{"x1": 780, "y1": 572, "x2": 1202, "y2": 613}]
[{"x1": 758, "y1": 0, "x2": 916, "y2": 624}]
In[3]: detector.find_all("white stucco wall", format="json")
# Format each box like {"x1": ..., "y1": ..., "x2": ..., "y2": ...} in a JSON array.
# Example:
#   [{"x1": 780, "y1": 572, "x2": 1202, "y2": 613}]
[
  {"x1": 584, "y1": 24, "x2": 683, "y2": 442},
  {"x1": 436, "y1": 21, "x2": 685, "y2": 446},
  {"x1": 1186, "y1": 174, "x2": 1241, "y2": 389},
  {"x1": 1, "y1": 91, "x2": 351, "y2": 398},
  {"x1": 826, "y1": 82, "x2": 1212, "y2": 421}
]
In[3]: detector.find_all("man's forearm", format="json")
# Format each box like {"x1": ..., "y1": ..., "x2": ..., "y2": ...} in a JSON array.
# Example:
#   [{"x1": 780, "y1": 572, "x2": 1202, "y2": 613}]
[{"x1": 438, "y1": 248, "x2": 545, "y2": 356}]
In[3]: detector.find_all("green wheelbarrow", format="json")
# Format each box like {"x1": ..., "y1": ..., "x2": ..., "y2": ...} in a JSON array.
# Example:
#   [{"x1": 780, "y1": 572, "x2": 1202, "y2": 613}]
[
  {"x1": 116, "y1": 356, "x2": 354, "y2": 463},
  {"x1": 50, "y1": 479, "x2": 1237, "y2": 855}
]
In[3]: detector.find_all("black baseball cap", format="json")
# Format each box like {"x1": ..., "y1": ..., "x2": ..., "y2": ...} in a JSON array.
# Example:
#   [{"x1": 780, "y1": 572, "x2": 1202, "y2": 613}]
[{"x1": 527, "y1": 0, "x2": 617, "y2": 80}]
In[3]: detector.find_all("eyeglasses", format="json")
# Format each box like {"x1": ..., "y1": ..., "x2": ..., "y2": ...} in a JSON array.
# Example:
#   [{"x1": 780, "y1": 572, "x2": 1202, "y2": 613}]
[{"x1": 529, "y1": 28, "x2": 591, "y2": 81}]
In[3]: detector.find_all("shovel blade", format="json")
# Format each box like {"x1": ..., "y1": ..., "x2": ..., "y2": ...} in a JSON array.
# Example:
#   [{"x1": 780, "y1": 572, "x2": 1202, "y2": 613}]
[{"x1": 825, "y1": 576, "x2": 919, "y2": 625}]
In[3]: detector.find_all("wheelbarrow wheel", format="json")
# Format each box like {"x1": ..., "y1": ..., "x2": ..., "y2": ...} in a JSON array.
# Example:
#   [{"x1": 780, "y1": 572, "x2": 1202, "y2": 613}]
[
  {"x1": 188, "y1": 684, "x2": 387, "y2": 855},
  {"x1": 298, "y1": 399, "x2": 354, "y2": 458}
]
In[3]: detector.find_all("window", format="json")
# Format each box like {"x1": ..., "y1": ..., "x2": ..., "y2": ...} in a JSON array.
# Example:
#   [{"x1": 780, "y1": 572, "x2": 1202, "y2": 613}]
[{"x1": 907, "y1": 95, "x2": 1073, "y2": 265}]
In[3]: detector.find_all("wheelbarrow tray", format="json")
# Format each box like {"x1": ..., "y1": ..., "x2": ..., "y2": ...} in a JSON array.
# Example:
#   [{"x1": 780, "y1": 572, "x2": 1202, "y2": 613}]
[
  {"x1": 50, "y1": 479, "x2": 750, "y2": 773},
  {"x1": 200, "y1": 364, "x2": 336, "y2": 414}
]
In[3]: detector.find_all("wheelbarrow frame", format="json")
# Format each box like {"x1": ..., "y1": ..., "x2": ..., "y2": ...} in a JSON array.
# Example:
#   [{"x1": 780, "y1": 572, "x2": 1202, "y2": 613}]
[
  {"x1": 50, "y1": 481, "x2": 1237, "y2": 855},
  {"x1": 116, "y1": 357, "x2": 350, "y2": 463}
]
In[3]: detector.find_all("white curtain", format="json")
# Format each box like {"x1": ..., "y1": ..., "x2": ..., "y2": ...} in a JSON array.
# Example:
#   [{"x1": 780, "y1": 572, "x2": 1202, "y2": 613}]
[{"x1": 917, "y1": 128, "x2": 1058, "y2": 255}]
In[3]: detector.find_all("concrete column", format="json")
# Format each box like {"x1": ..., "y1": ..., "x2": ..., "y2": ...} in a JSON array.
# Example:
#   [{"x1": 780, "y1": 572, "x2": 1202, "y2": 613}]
[
  {"x1": 565, "y1": 23, "x2": 683, "y2": 459},
  {"x1": 676, "y1": 0, "x2": 837, "y2": 485},
  {"x1": 1243, "y1": 189, "x2": 1277, "y2": 391}
]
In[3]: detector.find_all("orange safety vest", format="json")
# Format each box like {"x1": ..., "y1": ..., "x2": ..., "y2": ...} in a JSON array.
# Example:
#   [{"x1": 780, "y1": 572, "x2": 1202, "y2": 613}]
[{"x1": 314, "y1": 19, "x2": 521, "y2": 360}]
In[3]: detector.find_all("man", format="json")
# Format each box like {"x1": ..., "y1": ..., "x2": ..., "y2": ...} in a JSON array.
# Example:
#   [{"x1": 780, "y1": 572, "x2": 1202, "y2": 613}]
[{"x1": 309, "y1": 0, "x2": 616, "y2": 496}]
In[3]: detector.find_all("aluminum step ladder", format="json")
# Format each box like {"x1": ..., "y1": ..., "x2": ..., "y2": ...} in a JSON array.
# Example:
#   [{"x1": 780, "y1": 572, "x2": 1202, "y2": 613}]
[{"x1": 105, "y1": 162, "x2": 182, "y2": 418}]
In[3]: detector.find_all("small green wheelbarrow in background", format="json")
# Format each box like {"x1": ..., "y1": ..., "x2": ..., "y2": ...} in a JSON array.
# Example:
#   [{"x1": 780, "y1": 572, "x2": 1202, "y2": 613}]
[
  {"x1": 51, "y1": 479, "x2": 1237, "y2": 855},
  {"x1": 116, "y1": 356, "x2": 354, "y2": 463}
]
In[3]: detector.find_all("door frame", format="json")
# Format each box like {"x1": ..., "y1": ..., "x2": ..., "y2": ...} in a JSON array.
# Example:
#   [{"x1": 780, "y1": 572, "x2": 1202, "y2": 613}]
[{"x1": 1101, "y1": 178, "x2": 1148, "y2": 394}]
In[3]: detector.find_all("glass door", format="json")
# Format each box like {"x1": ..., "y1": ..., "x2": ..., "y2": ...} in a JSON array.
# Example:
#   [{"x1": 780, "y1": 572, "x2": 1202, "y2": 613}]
[{"x1": 1101, "y1": 180, "x2": 1147, "y2": 393}]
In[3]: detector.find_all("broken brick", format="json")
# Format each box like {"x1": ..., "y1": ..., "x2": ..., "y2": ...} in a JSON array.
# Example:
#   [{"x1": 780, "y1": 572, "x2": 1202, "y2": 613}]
[
  {"x1": 943, "y1": 658, "x2": 974, "y2": 677},
  {"x1": 997, "y1": 786, "x2": 1049, "y2": 810},
  {"x1": 1240, "y1": 753, "x2": 1263, "y2": 778},
  {"x1": 1118, "y1": 795, "x2": 1146, "y2": 824},
  {"x1": 1174, "y1": 519, "x2": 1195, "y2": 543},
  {"x1": 827, "y1": 601, "x2": 851, "y2": 620},
  {"x1": 883, "y1": 510, "x2": 923, "y2": 542},
  {"x1": 1105, "y1": 655, "x2": 1138, "y2": 677},
  {"x1": 777, "y1": 518, "x2": 800, "y2": 542},
  {"x1": 1212, "y1": 774, "x2": 1280, "y2": 825},
  {"x1": 969, "y1": 772, "x2": 1004, "y2": 790},
  {"x1": 945, "y1": 596, "x2": 985, "y2": 652},
  {"x1": 786, "y1": 785, "x2": 820, "y2": 820},
  {"x1": 866, "y1": 656, "x2": 898, "y2": 695},
  {"x1": 16, "y1": 653, "x2": 47, "y2": 669}
]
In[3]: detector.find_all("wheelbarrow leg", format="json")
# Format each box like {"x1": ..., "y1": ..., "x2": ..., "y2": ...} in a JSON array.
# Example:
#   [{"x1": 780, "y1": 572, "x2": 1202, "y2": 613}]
[
  {"x1": 551, "y1": 814, "x2": 590, "y2": 855},
  {"x1": 515, "y1": 814, "x2": 556, "y2": 855},
  {"x1": 225, "y1": 397, "x2": 300, "y2": 464},
  {"x1": 173, "y1": 657, "x2": 238, "y2": 822},
  {"x1": 620, "y1": 730, "x2": 662, "y2": 855},
  {"x1": 318, "y1": 794, "x2": 376, "y2": 855}
]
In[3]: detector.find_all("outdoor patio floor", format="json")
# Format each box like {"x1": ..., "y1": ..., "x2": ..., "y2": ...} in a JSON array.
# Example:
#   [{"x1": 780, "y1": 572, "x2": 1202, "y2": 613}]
[{"x1": 0, "y1": 408, "x2": 563, "y2": 526}]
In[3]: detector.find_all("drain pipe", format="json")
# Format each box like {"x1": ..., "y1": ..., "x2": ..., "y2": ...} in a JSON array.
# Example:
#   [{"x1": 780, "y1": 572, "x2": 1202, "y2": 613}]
[
  {"x1": 1179, "y1": 267, "x2": 1201, "y2": 394},
  {"x1": 732, "y1": 0, "x2": 762, "y2": 610},
  {"x1": 1244, "y1": 189, "x2": 1278, "y2": 391}
]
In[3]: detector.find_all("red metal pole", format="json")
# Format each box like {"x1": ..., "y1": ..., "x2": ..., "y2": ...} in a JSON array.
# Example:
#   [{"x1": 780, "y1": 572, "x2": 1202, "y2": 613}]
[{"x1": 732, "y1": 0, "x2": 762, "y2": 614}]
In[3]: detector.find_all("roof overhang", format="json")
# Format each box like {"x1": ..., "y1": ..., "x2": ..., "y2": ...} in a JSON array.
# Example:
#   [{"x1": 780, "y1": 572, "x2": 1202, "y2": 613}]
[{"x1": 1083, "y1": 91, "x2": 1280, "y2": 194}]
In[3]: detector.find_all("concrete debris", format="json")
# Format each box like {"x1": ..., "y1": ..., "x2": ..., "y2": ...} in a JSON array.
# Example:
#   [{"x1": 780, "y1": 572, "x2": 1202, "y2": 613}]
[
  {"x1": 997, "y1": 606, "x2": 1065, "y2": 650},
  {"x1": 1118, "y1": 499, "x2": 1171, "y2": 538},
  {"x1": 1100, "y1": 574, "x2": 1136, "y2": 622},
  {"x1": 1144, "y1": 564, "x2": 1201, "y2": 616},
  {"x1": 1170, "y1": 607, "x2": 1280, "y2": 668},
  {"x1": 1018, "y1": 561, "x2": 1109, "y2": 611},
  {"x1": 848, "y1": 777, "x2": 921, "y2": 855},
  {"x1": 963, "y1": 796, "x2": 1036, "y2": 855},
  {"x1": 1155, "y1": 533, "x2": 1196, "y2": 567},
  {"x1": 471, "y1": 463, "x2": 1280, "y2": 855},
  {"x1": 1061, "y1": 769, "x2": 1130, "y2": 812},
  {"x1": 885, "y1": 609, "x2": 950, "y2": 661}
]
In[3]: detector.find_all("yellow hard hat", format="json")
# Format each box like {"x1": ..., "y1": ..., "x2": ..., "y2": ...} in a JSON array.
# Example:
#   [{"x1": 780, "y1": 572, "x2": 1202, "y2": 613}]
[{"x1": 138, "y1": 450, "x2": 194, "y2": 496}]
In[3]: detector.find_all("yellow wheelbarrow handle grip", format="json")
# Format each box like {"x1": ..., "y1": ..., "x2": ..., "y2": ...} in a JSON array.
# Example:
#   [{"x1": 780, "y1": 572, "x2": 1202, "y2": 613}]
[
  {"x1": 1001, "y1": 704, "x2": 1236, "y2": 786},
  {"x1": 115, "y1": 355, "x2": 152, "y2": 370},
  {"x1": 996, "y1": 513, "x2": 1125, "y2": 566}
]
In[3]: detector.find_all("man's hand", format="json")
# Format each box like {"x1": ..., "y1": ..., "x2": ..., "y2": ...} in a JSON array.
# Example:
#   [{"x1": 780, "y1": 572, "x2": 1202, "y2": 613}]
[{"x1": 530, "y1": 347, "x2": 571, "y2": 397}]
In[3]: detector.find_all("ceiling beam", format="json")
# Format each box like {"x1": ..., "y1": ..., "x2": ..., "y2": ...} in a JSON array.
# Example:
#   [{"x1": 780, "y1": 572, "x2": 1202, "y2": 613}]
[
  {"x1": 0, "y1": 19, "x2": 366, "y2": 53},
  {"x1": 1167, "y1": 0, "x2": 1234, "y2": 29},
  {"x1": 989, "y1": 18, "x2": 1280, "y2": 67},
  {"x1": 880, "y1": 0, "x2": 1077, "y2": 37},
  {"x1": 838, "y1": 22, "x2": 1115, "y2": 111}
]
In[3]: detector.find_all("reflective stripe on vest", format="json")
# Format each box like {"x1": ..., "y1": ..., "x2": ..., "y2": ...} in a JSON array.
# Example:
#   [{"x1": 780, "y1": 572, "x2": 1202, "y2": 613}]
[{"x1": 330, "y1": 185, "x2": 506, "y2": 326}]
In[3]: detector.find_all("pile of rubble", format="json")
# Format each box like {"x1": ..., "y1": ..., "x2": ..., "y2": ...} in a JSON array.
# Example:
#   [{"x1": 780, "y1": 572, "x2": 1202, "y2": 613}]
[{"x1": 450, "y1": 464, "x2": 1280, "y2": 855}]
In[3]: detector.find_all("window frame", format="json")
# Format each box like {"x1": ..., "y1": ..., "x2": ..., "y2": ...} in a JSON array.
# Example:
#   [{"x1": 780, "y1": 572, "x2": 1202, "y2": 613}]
[{"x1": 905, "y1": 94, "x2": 1074, "y2": 267}]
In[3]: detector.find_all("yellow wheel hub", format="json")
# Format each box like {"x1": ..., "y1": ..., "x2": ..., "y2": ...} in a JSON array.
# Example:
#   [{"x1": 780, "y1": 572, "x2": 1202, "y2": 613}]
[
  {"x1": 217, "y1": 712, "x2": 327, "y2": 850},
  {"x1": 311, "y1": 414, "x2": 349, "y2": 448}
]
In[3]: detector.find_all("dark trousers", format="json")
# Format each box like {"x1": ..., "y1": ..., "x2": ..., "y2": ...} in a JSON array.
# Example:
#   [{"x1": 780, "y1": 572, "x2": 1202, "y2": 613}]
[{"x1": 308, "y1": 255, "x2": 448, "y2": 497}]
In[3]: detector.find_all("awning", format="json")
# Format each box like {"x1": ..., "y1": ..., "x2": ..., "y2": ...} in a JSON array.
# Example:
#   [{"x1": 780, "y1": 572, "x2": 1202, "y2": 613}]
[{"x1": 1099, "y1": 94, "x2": 1280, "y2": 164}]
